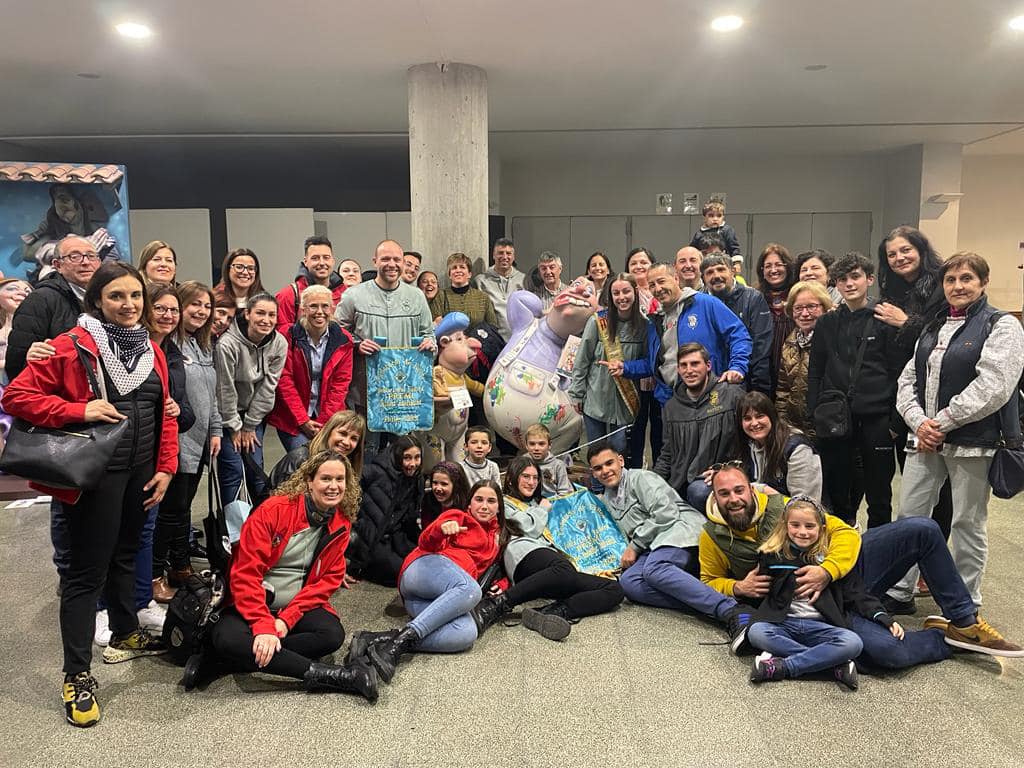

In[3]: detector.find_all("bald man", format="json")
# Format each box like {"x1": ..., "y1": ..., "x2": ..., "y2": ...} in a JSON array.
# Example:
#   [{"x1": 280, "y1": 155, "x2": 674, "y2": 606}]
[{"x1": 675, "y1": 246, "x2": 704, "y2": 291}]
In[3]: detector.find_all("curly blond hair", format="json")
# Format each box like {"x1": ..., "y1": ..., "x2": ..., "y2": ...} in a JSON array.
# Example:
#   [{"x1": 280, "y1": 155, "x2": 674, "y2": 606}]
[{"x1": 272, "y1": 450, "x2": 361, "y2": 521}]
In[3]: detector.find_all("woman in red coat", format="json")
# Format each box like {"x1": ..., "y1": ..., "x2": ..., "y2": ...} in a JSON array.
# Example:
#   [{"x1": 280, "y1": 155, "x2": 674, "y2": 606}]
[
  {"x1": 268, "y1": 284, "x2": 353, "y2": 452},
  {"x1": 197, "y1": 450, "x2": 378, "y2": 701},
  {"x1": 353, "y1": 480, "x2": 515, "y2": 684},
  {"x1": 2, "y1": 260, "x2": 178, "y2": 728}
]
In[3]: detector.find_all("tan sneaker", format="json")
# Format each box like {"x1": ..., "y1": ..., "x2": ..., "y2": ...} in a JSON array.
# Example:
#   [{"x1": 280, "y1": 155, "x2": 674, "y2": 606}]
[
  {"x1": 944, "y1": 618, "x2": 1024, "y2": 658},
  {"x1": 923, "y1": 615, "x2": 949, "y2": 631}
]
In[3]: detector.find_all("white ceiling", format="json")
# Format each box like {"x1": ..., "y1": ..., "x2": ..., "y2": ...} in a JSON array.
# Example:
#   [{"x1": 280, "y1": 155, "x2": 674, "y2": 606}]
[{"x1": 2, "y1": 1, "x2": 1024, "y2": 155}]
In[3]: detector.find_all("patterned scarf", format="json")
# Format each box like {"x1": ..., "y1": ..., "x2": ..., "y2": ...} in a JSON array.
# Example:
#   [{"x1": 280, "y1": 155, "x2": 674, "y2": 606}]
[
  {"x1": 794, "y1": 329, "x2": 814, "y2": 349},
  {"x1": 78, "y1": 314, "x2": 154, "y2": 396}
]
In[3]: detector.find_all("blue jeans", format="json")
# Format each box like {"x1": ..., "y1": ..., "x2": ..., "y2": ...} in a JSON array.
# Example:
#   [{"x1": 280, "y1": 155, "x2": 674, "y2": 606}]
[
  {"x1": 748, "y1": 617, "x2": 863, "y2": 677},
  {"x1": 620, "y1": 546, "x2": 736, "y2": 621},
  {"x1": 686, "y1": 479, "x2": 713, "y2": 514},
  {"x1": 277, "y1": 428, "x2": 309, "y2": 453},
  {"x1": 400, "y1": 555, "x2": 481, "y2": 653},
  {"x1": 862, "y1": 517, "x2": 975, "y2": 627},
  {"x1": 218, "y1": 423, "x2": 267, "y2": 503}
]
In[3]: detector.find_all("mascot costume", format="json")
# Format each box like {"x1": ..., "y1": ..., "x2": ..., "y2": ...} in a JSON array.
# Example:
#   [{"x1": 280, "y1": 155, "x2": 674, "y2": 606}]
[
  {"x1": 417, "y1": 312, "x2": 482, "y2": 473},
  {"x1": 484, "y1": 278, "x2": 597, "y2": 453}
]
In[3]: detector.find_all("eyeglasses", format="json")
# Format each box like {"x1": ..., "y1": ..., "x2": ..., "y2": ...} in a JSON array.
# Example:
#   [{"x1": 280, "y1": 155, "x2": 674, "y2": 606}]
[
  {"x1": 792, "y1": 304, "x2": 823, "y2": 315},
  {"x1": 708, "y1": 460, "x2": 744, "y2": 474},
  {"x1": 61, "y1": 251, "x2": 100, "y2": 264},
  {"x1": 231, "y1": 264, "x2": 257, "y2": 274},
  {"x1": 153, "y1": 306, "x2": 180, "y2": 316}
]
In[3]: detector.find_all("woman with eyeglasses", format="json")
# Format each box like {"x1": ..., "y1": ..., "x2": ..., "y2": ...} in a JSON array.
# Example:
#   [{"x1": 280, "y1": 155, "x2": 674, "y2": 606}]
[
  {"x1": 775, "y1": 281, "x2": 833, "y2": 440},
  {"x1": 151, "y1": 282, "x2": 220, "y2": 603},
  {"x1": 215, "y1": 248, "x2": 265, "y2": 311},
  {"x1": 268, "y1": 285, "x2": 353, "y2": 453},
  {"x1": 731, "y1": 391, "x2": 822, "y2": 501},
  {"x1": 470, "y1": 456, "x2": 624, "y2": 641}
]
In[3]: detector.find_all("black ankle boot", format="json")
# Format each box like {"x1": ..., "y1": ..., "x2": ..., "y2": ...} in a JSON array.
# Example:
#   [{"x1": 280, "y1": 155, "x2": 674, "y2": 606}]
[
  {"x1": 304, "y1": 660, "x2": 379, "y2": 702},
  {"x1": 344, "y1": 629, "x2": 399, "y2": 664},
  {"x1": 181, "y1": 647, "x2": 222, "y2": 691},
  {"x1": 366, "y1": 625, "x2": 420, "y2": 684},
  {"x1": 471, "y1": 593, "x2": 510, "y2": 635},
  {"x1": 522, "y1": 602, "x2": 573, "y2": 641}
]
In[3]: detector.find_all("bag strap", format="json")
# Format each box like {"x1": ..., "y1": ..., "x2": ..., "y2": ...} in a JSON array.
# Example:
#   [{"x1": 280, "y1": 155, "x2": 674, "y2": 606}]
[
  {"x1": 68, "y1": 332, "x2": 107, "y2": 401},
  {"x1": 845, "y1": 318, "x2": 873, "y2": 401}
]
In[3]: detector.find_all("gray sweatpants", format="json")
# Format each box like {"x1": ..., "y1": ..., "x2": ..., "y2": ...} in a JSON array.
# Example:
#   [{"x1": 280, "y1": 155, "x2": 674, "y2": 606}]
[{"x1": 891, "y1": 450, "x2": 993, "y2": 607}]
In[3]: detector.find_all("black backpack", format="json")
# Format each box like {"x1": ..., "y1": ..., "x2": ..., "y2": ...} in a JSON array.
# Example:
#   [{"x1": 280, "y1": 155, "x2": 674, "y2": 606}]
[{"x1": 162, "y1": 570, "x2": 227, "y2": 665}]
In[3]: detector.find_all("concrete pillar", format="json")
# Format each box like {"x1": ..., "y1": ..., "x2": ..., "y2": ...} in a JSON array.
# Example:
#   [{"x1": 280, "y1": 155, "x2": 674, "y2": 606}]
[{"x1": 408, "y1": 63, "x2": 488, "y2": 279}]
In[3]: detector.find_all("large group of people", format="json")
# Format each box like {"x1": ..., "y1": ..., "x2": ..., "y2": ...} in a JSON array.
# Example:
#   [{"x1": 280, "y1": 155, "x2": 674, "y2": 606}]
[{"x1": 2, "y1": 195, "x2": 1022, "y2": 728}]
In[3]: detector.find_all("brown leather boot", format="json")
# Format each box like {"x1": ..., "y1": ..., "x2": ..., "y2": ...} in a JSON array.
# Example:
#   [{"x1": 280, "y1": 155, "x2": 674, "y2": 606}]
[
  {"x1": 151, "y1": 577, "x2": 178, "y2": 604},
  {"x1": 167, "y1": 566, "x2": 195, "y2": 588}
]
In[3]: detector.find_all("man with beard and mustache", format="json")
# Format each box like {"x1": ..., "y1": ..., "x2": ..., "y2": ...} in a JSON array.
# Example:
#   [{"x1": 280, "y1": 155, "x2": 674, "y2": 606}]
[
  {"x1": 699, "y1": 465, "x2": 1024, "y2": 664},
  {"x1": 700, "y1": 252, "x2": 772, "y2": 395},
  {"x1": 587, "y1": 441, "x2": 750, "y2": 651}
]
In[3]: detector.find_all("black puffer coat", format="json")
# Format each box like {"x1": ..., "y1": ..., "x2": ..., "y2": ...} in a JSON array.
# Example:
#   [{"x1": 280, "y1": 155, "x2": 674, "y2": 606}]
[{"x1": 347, "y1": 452, "x2": 423, "y2": 576}]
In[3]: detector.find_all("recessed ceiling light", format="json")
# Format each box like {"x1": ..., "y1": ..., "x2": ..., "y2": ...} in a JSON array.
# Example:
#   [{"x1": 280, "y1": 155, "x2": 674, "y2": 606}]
[
  {"x1": 804, "y1": 64, "x2": 828, "y2": 71},
  {"x1": 76, "y1": 72, "x2": 102, "y2": 80},
  {"x1": 711, "y1": 15, "x2": 743, "y2": 32},
  {"x1": 1010, "y1": 15, "x2": 1024, "y2": 30},
  {"x1": 115, "y1": 22, "x2": 153, "y2": 39}
]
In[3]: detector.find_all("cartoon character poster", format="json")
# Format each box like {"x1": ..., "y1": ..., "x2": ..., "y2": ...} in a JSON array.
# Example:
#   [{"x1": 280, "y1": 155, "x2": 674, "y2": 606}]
[{"x1": 0, "y1": 163, "x2": 130, "y2": 281}]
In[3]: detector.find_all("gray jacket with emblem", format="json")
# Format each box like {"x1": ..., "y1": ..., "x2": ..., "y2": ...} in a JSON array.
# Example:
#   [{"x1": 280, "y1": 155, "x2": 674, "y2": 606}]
[{"x1": 602, "y1": 469, "x2": 705, "y2": 553}]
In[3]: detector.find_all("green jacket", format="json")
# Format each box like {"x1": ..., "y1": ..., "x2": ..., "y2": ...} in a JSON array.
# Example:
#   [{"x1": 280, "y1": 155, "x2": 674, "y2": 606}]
[{"x1": 568, "y1": 313, "x2": 646, "y2": 425}]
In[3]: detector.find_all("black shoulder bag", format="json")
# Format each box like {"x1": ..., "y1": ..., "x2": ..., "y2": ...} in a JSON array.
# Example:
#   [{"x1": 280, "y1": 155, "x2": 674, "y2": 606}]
[
  {"x1": 985, "y1": 313, "x2": 1024, "y2": 499},
  {"x1": 0, "y1": 334, "x2": 128, "y2": 489},
  {"x1": 812, "y1": 322, "x2": 872, "y2": 440}
]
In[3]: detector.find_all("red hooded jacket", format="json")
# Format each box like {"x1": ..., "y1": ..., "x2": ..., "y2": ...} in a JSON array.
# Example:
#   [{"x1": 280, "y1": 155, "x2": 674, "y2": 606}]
[
  {"x1": 1, "y1": 327, "x2": 178, "y2": 504},
  {"x1": 399, "y1": 508, "x2": 499, "y2": 586},
  {"x1": 230, "y1": 494, "x2": 351, "y2": 635}
]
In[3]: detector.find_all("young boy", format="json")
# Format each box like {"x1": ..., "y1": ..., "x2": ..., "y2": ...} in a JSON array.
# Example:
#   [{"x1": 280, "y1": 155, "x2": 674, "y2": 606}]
[
  {"x1": 689, "y1": 199, "x2": 742, "y2": 257},
  {"x1": 806, "y1": 252, "x2": 906, "y2": 529},
  {"x1": 524, "y1": 423, "x2": 574, "y2": 497},
  {"x1": 459, "y1": 425, "x2": 500, "y2": 486}
]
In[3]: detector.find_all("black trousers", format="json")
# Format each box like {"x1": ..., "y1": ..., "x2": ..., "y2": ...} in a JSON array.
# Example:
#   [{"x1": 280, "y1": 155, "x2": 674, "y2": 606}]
[
  {"x1": 629, "y1": 390, "x2": 663, "y2": 469},
  {"x1": 358, "y1": 540, "x2": 407, "y2": 588},
  {"x1": 504, "y1": 548, "x2": 624, "y2": 620},
  {"x1": 209, "y1": 607, "x2": 344, "y2": 680},
  {"x1": 152, "y1": 470, "x2": 203, "y2": 577},
  {"x1": 819, "y1": 413, "x2": 895, "y2": 528},
  {"x1": 61, "y1": 462, "x2": 154, "y2": 674},
  {"x1": 894, "y1": 427, "x2": 953, "y2": 539}
]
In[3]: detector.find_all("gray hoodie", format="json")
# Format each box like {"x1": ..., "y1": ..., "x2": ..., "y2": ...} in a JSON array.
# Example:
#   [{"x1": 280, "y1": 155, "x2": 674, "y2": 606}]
[
  {"x1": 215, "y1": 317, "x2": 287, "y2": 433},
  {"x1": 178, "y1": 334, "x2": 223, "y2": 473}
]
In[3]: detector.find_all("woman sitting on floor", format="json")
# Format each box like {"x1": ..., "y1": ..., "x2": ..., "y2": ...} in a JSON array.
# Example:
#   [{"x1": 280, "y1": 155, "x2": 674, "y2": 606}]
[
  {"x1": 191, "y1": 450, "x2": 378, "y2": 701},
  {"x1": 471, "y1": 456, "x2": 624, "y2": 641}
]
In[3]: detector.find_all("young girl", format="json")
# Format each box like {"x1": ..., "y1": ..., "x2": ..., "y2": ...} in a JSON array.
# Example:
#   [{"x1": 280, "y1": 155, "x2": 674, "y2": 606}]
[
  {"x1": 747, "y1": 496, "x2": 904, "y2": 690},
  {"x1": 471, "y1": 457, "x2": 624, "y2": 641},
  {"x1": 731, "y1": 392, "x2": 821, "y2": 501},
  {"x1": 346, "y1": 436, "x2": 424, "y2": 586},
  {"x1": 421, "y1": 461, "x2": 470, "y2": 531},
  {"x1": 357, "y1": 480, "x2": 512, "y2": 684},
  {"x1": 569, "y1": 272, "x2": 646, "y2": 467}
]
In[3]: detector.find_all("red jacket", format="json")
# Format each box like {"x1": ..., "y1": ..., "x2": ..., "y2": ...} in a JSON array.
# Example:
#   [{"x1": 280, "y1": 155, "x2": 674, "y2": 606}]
[
  {"x1": 230, "y1": 494, "x2": 352, "y2": 635},
  {"x1": 267, "y1": 322, "x2": 353, "y2": 436},
  {"x1": 399, "y1": 508, "x2": 499, "y2": 585},
  {"x1": 1, "y1": 328, "x2": 178, "y2": 504},
  {"x1": 274, "y1": 271, "x2": 347, "y2": 334}
]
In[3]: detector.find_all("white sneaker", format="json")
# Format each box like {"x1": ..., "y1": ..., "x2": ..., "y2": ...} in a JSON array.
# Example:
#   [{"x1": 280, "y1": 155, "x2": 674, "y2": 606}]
[
  {"x1": 94, "y1": 610, "x2": 111, "y2": 647},
  {"x1": 137, "y1": 601, "x2": 166, "y2": 633}
]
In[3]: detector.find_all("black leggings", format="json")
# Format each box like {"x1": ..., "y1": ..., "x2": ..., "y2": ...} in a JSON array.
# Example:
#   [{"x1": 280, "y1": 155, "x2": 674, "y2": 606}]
[
  {"x1": 152, "y1": 470, "x2": 203, "y2": 576},
  {"x1": 358, "y1": 541, "x2": 408, "y2": 588},
  {"x1": 209, "y1": 607, "x2": 344, "y2": 680},
  {"x1": 504, "y1": 548, "x2": 624, "y2": 620},
  {"x1": 62, "y1": 463, "x2": 154, "y2": 674}
]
